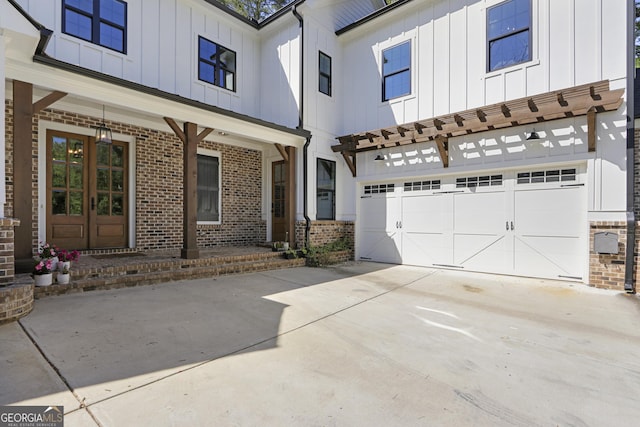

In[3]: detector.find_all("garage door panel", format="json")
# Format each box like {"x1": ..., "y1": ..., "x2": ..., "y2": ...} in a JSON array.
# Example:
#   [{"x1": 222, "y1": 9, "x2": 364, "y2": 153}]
[
  {"x1": 515, "y1": 187, "x2": 584, "y2": 236},
  {"x1": 402, "y1": 195, "x2": 448, "y2": 233},
  {"x1": 454, "y1": 192, "x2": 506, "y2": 234},
  {"x1": 515, "y1": 236, "x2": 583, "y2": 279},
  {"x1": 360, "y1": 197, "x2": 397, "y2": 231},
  {"x1": 454, "y1": 234, "x2": 507, "y2": 272},
  {"x1": 403, "y1": 232, "x2": 451, "y2": 267},
  {"x1": 359, "y1": 230, "x2": 402, "y2": 264}
]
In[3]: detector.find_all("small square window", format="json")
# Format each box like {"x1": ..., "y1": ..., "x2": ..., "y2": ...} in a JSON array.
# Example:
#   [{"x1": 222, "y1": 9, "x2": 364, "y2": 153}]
[{"x1": 198, "y1": 36, "x2": 236, "y2": 92}]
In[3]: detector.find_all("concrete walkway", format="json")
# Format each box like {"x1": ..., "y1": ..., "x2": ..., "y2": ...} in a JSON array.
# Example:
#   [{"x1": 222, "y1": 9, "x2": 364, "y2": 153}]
[{"x1": 1, "y1": 263, "x2": 639, "y2": 426}]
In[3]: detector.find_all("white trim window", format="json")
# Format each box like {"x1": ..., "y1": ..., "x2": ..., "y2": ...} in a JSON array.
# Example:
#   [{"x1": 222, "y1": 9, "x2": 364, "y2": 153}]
[
  {"x1": 487, "y1": 0, "x2": 532, "y2": 72},
  {"x1": 197, "y1": 150, "x2": 221, "y2": 223},
  {"x1": 382, "y1": 40, "x2": 411, "y2": 101}
]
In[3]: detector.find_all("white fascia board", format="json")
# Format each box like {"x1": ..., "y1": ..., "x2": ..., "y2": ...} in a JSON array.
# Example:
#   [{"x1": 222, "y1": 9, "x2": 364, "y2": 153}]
[{"x1": 5, "y1": 58, "x2": 306, "y2": 148}]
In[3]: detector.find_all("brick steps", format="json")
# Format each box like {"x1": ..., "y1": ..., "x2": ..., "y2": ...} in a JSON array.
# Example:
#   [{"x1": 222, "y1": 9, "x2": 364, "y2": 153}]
[{"x1": 34, "y1": 253, "x2": 305, "y2": 298}]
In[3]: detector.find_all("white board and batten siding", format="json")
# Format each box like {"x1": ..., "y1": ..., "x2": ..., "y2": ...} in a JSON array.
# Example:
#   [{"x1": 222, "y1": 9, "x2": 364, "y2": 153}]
[
  {"x1": 340, "y1": 0, "x2": 627, "y2": 134},
  {"x1": 13, "y1": 0, "x2": 266, "y2": 122}
]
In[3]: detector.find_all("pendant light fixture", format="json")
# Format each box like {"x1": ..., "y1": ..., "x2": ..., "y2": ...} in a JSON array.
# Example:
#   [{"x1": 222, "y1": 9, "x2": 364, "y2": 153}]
[
  {"x1": 526, "y1": 129, "x2": 540, "y2": 140},
  {"x1": 95, "y1": 105, "x2": 113, "y2": 144}
]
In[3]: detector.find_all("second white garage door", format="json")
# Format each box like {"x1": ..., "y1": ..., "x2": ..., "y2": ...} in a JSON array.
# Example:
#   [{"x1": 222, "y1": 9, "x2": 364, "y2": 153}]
[{"x1": 358, "y1": 167, "x2": 586, "y2": 281}]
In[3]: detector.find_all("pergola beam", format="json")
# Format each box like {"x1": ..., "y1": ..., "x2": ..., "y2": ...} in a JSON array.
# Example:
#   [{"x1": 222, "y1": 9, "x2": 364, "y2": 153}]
[{"x1": 332, "y1": 81, "x2": 623, "y2": 156}]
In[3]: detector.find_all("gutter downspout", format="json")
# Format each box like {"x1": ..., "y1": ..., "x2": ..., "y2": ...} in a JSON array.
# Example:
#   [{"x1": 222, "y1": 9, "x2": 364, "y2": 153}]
[
  {"x1": 625, "y1": 0, "x2": 636, "y2": 293},
  {"x1": 293, "y1": 3, "x2": 312, "y2": 248}
]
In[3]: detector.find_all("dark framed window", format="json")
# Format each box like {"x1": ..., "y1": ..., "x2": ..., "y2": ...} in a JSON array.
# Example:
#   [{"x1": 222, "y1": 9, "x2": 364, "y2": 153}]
[
  {"x1": 317, "y1": 159, "x2": 336, "y2": 220},
  {"x1": 198, "y1": 36, "x2": 236, "y2": 92},
  {"x1": 62, "y1": 0, "x2": 127, "y2": 53},
  {"x1": 319, "y1": 51, "x2": 332, "y2": 96},
  {"x1": 487, "y1": 0, "x2": 531, "y2": 72},
  {"x1": 197, "y1": 154, "x2": 220, "y2": 222},
  {"x1": 382, "y1": 41, "x2": 411, "y2": 101}
]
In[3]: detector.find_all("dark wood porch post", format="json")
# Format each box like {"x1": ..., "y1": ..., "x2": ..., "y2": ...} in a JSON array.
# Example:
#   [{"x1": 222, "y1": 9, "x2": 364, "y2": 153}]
[
  {"x1": 12, "y1": 81, "x2": 66, "y2": 264},
  {"x1": 182, "y1": 122, "x2": 199, "y2": 259},
  {"x1": 285, "y1": 145, "x2": 296, "y2": 247},
  {"x1": 164, "y1": 118, "x2": 213, "y2": 260},
  {"x1": 12, "y1": 81, "x2": 34, "y2": 261}
]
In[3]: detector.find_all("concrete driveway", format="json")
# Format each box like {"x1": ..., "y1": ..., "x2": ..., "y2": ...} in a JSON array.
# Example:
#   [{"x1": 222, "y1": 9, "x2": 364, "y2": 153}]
[{"x1": 1, "y1": 263, "x2": 639, "y2": 426}]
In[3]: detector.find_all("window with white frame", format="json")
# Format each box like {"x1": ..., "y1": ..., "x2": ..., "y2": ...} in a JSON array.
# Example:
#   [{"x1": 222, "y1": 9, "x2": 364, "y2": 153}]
[
  {"x1": 62, "y1": 0, "x2": 127, "y2": 53},
  {"x1": 487, "y1": 0, "x2": 531, "y2": 72},
  {"x1": 198, "y1": 36, "x2": 236, "y2": 92},
  {"x1": 382, "y1": 41, "x2": 411, "y2": 101},
  {"x1": 197, "y1": 153, "x2": 220, "y2": 222}
]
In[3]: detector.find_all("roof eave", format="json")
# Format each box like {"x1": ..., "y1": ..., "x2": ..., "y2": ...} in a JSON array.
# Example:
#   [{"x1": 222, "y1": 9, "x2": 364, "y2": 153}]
[{"x1": 335, "y1": 0, "x2": 414, "y2": 36}]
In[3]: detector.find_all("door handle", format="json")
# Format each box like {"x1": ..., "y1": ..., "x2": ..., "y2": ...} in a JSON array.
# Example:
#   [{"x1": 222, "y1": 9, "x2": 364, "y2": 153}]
[
  {"x1": 506, "y1": 221, "x2": 509, "y2": 231},
  {"x1": 511, "y1": 221, "x2": 514, "y2": 231},
  {"x1": 91, "y1": 197, "x2": 95, "y2": 210}
]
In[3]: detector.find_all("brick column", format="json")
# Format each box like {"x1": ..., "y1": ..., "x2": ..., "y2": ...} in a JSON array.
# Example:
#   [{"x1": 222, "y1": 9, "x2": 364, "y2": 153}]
[{"x1": 0, "y1": 218, "x2": 20, "y2": 285}]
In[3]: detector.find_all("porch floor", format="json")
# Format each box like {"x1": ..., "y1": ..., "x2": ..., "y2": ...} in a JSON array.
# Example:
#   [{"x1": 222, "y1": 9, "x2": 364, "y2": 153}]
[{"x1": 19, "y1": 246, "x2": 306, "y2": 298}]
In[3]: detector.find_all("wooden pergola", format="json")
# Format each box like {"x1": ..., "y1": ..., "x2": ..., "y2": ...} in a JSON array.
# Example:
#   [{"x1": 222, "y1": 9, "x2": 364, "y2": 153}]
[{"x1": 332, "y1": 80, "x2": 624, "y2": 177}]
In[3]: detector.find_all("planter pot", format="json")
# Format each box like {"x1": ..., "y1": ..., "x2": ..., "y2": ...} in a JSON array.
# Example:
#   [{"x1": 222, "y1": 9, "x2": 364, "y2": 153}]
[
  {"x1": 57, "y1": 273, "x2": 70, "y2": 285},
  {"x1": 58, "y1": 261, "x2": 71, "y2": 272},
  {"x1": 34, "y1": 273, "x2": 53, "y2": 287}
]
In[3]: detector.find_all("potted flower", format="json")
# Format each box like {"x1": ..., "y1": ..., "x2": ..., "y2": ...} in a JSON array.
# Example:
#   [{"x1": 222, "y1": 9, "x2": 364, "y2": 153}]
[
  {"x1": 38, "y1": 242, "x2": 59, "y2": 271},
  {"x1": 57, "y1": 264, "x2": 71, "y2": 285},
  {"x1": 33, "y1": 258, "x2": 54, "y2": 287},
  {"x1": 57, "y1": 249, "x2": 80, "y2": 272}
]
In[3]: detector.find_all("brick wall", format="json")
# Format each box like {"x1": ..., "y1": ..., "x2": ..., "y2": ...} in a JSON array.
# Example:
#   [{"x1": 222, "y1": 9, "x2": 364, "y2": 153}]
[
  {"x1": 295, "y1": 220, "x2": 354, "y2": 249},
  {"x1": 4, "y1": 103, "x2": 265, "y2": 253},
  {"x1": 589, "y1": 222, "x2": 626, "y2": 290},
  {"x1": 0, "y1": 218, "x2": 19, "y2": 285},
  {"x1": 0, "y1": 282, "x2": 33, "y2": 324},
  {"x1": 4, "y1": 100, "x2": 14, "y2": 218}
]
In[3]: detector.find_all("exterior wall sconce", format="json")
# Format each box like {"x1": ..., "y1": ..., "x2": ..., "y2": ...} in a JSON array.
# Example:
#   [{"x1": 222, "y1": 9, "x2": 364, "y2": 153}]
[
  {"x1": 374, "y1": 154, "x2": 385, "y2": 161},
  {"x1": 95, "y1": 105, "x2": 113, "y2": 144},
  {"x1": 526, "y1": 129, "x2": 540, "y2": 140}
]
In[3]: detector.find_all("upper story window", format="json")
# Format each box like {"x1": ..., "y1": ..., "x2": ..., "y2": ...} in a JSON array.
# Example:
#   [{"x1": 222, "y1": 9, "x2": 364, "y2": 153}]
[
  {"x1": 198, "y1": 36, "x2": 236, "y2": 92},
  {"x1": 62, "y1": 0, "x2": 127, "y2": 53},
  {"x1": 382, "y1": 41, "x2": 411, "y2": 101},
  {"x1": 319, "y1": 51, "x2": 332, "y2": 96},
  {"x1": 487, "y1": 0, "x2": 531, "y2": 72}
]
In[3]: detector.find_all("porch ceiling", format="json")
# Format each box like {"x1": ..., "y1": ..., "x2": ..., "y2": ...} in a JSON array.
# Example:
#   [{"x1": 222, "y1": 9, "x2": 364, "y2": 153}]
[{"x1": 332, "y1": 80, "x2": 624, "y2": 176}]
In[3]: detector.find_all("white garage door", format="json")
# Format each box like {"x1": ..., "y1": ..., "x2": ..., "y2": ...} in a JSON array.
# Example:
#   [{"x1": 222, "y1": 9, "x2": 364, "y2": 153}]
[{"x1": 357, "y1": 167, "x2": 586, "y2": 281}]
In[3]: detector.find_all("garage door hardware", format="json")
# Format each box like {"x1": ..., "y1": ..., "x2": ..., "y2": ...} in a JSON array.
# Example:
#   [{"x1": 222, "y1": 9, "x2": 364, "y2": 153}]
[
  {"x1": 506, "y1": 221, "x2": 514, "y2": 231},
  {"x1": 434, "y1": 190, "x2": 465, "y2": 194},
  {"x1": 433, "y1": 264, "x2": 464, "y2": 269},
  {"x1": 561, "y1": 183, "x2": 585, "y2": 187}
]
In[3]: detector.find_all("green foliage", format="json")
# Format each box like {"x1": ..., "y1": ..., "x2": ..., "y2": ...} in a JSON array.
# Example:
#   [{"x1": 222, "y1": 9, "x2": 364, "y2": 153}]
[
  {"x1": 305, "y1": 237, "x2": 352, "y2": 267},
  {"x1": 214, "y1": 0, "x2": 289, "y2": 21}
]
